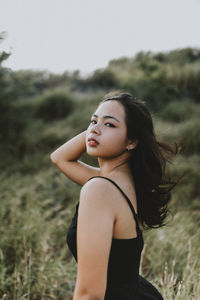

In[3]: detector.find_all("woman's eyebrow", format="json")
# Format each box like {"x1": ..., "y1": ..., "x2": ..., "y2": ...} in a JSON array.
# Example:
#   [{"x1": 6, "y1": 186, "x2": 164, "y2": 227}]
[{"x1": 92, "y1": 114, "x2": 120, "y2": 123}]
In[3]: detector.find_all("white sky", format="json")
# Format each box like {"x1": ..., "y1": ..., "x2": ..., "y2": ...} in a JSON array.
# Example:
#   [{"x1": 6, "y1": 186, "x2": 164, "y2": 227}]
[{"x1": 1, "y1": 0, "x2": 200, "y2": 75}]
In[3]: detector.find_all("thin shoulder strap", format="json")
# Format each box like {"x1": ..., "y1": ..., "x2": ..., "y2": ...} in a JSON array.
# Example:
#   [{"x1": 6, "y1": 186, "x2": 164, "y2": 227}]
[{"x1": 87, "y1": 176, "x2": 141, "y2": 234}]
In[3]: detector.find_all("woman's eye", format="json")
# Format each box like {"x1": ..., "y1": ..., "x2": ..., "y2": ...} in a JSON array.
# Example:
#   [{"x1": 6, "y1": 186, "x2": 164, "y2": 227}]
[
  {"x1": 90, "y1": 120, "x2": 114, "y2": 127},
  {"x1": 105, "y1": 123, "x2": 115, "y2": 127}
]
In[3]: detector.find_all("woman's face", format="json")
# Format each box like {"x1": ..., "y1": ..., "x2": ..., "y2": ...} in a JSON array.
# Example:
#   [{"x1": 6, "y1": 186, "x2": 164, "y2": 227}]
[{"x1": 86, "y1": 100, "x2": 130, "y2": 158}]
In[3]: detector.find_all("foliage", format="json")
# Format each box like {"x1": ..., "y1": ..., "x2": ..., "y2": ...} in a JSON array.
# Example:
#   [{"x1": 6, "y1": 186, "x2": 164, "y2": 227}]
[
  {"x1": 35, "y1": 92, "x2": 75, "y2": 122},
  {"x1": 0, "y1": 33, "x2": 29, "y2": 159},
  {"x1": 84, "y1": 69, "x2": 119, "y2": 89},
  {"x1": 157, "y1": 100, "x2": 200, "y2": 122},
  {"x1": 108, "y1": 47, "x2": 200, "y2": 109},
  {"x1": 179, "y1": 118, "x2": 200, "y2": 155},
  {"x1": 0, "y1": 42, "x2": 200, "y2": 298},
  {"x1": 10, "y1": 70, "x2": 74, "y2": 97}
]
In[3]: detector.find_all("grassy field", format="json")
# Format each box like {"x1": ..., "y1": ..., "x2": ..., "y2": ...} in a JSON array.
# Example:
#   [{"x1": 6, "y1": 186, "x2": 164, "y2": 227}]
[
  {"x1": 0, "y1": 47, "x2": 200, "y2": 299},
  {"x1": 1, "y1": 95, "x2": 200, "y2": 299}
]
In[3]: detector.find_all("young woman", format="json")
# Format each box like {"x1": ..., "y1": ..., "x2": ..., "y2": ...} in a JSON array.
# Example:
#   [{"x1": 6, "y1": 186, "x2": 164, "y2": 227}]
[{"x1": 50, "y1": 91, "x2": 178, "y2": 300}]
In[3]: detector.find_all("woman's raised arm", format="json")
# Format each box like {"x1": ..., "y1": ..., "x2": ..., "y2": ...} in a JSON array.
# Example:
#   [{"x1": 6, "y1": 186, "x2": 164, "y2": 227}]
[{"x1": 50, "y1": 130, "x2": 100, "y2": 186}]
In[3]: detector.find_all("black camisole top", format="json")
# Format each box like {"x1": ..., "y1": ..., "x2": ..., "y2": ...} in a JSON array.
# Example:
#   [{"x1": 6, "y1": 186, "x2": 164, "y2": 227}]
[{"x1": 66, "y1": 176, "x2": 164, "y2": 300}]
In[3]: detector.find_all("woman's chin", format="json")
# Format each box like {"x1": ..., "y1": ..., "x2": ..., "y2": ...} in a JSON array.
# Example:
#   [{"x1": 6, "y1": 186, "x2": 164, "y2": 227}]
[{"x1": 86, "y1": 148, "x2": 99, "y2": 157}]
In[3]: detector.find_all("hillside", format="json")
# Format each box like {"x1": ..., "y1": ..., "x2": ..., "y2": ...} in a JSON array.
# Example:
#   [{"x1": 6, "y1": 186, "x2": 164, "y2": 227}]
[{"x1": 0, "y1": 44, "x2": 200, "y2": 299}]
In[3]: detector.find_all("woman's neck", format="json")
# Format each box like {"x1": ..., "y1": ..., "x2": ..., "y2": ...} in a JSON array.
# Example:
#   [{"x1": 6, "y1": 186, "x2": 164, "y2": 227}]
[{"x1": 98, "y1": 156, "x2": 131, "y2": 178}]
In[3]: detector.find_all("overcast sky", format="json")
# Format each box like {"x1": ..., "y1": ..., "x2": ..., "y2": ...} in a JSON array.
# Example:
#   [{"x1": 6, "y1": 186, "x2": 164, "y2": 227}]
[{"x1": 1, "y1": 0, "x2": 200, "y2": 75}]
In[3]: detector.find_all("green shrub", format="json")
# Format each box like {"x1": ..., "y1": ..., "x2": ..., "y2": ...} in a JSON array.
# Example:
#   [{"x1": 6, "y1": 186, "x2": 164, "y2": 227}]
[
  {"x1": 119, "y1": 69, "x2": 179, "y2": 111},
  {"x1": 167, "y1": 47, "x2": 200, "y2": 65},
  {"x1": 85, "y1": 69, "x2": 118, "y2": 89},
  {"x1": 157, "y1": 100, "x2": 198, "y2": 122},
  {"x1": 35, "y1": 93, "x2": 74, "y2": 121},
  {"x1": 179, "y1": 118, "x2": 200, "y2": 155},
  {"x1": 154, "y1": 116, "x2": 200, "y2": 156}
]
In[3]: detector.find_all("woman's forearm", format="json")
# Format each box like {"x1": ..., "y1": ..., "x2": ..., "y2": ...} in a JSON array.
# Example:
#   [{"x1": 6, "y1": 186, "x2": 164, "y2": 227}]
[
  {"x1": 50, "y1": 129, "x2": 99, "y2": 185},
  {"x1": 50, "y1": 130, "x2": 86, "y2": 163}
]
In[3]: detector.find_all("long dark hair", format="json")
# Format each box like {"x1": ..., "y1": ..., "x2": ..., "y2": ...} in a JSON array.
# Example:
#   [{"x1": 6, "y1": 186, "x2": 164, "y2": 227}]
[{"x1": 101, "y1": 90, "x2": 180, "y2": 229}]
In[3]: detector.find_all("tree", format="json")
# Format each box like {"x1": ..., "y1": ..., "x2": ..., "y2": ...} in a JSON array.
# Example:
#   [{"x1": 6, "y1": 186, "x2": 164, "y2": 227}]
[{"x1": 0, "y1": 32, "x2": 28, "y2": 159}]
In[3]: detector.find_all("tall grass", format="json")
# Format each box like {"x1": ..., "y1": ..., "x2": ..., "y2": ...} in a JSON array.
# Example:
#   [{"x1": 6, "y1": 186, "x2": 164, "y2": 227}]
[
  {"x1": 1, "y1": 47, "x2": 200, "y2": 298},
  {"x1": 1, "y1": 155, "x2": 199, "y2": 299},
  {"x1": 1, "y1": 109, "x2": 200, "y2": 299},
  {"x1": 142, "y1": 206, "x2": 200, "y2": 299},
  {"x1": 0, "y1": 168, "x2": 80, "y2": 299}
]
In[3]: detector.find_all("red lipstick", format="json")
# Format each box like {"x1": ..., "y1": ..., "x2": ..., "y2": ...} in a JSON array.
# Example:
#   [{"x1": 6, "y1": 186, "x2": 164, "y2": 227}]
[{"x1": 88, "y1": 137, "x2": 99, "y2": 147}]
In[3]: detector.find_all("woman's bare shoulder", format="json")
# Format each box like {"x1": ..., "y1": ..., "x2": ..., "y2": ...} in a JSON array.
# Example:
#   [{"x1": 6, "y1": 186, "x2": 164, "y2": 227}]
[
  {"x1": 81, "y1": 176, "x2": 113, "y2": 196},
  {"x1": 80, "y1": 177, "x2": 118, "y2": 209}
]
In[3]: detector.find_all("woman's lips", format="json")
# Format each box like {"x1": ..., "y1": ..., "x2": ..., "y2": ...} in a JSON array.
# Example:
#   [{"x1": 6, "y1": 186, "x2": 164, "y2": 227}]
[{"x1": 88, "y1": 138, "x2": 99, "y2": 147}]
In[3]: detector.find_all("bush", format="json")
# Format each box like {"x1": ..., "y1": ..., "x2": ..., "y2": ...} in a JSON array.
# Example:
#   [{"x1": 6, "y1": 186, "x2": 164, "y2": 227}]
[
  {"x1": 179, "y1": 118, "x2": 200, "y2": 155},
  {"x1": 119, "y1": 68, "x2": 180, "y2": 111},
  {"x1": 157, "y1": 100, "x2": 197, "y2": 122},
  {"x1": 154, "y1": 116, "x2": 200, "y2": 156},
  {"x1": 85, "y1": 69, "x2": 118, "y2": 89},
  {"x1": 35, "y1": 93, "x2": 74, "y2": 121},
  {"x1": 0, "y1": 101, "x2": 30, "y2": 159}
]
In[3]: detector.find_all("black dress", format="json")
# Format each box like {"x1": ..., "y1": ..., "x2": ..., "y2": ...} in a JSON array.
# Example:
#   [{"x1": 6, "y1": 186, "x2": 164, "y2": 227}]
[{"x1": 66, "y1": 176, "x2": 164, "y2": 300}]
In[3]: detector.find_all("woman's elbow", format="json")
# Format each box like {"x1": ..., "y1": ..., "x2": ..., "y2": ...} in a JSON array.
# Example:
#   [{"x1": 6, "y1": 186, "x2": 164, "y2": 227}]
[
  {"x1": 73, "y1": 289, "x2": 105, "y2": 300},
  {"x1": 50, "y1": 152, "x2": 58, "y2": 164}
]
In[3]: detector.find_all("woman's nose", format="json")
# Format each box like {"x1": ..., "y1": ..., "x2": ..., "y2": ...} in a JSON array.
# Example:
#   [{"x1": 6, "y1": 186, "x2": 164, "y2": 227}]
[{"x1": 91, "y1": 124, "x2": 101, "y2": 135}]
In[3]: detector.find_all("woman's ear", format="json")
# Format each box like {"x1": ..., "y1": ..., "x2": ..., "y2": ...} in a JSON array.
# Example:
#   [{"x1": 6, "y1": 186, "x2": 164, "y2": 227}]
[{"x1": 126, "y1": 140, "x2": 138, "y2": 151}]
